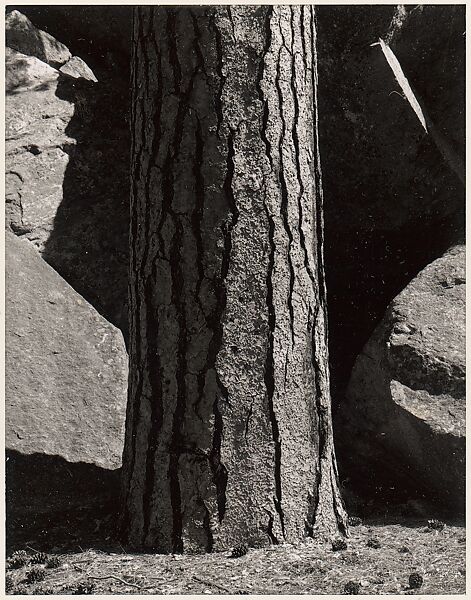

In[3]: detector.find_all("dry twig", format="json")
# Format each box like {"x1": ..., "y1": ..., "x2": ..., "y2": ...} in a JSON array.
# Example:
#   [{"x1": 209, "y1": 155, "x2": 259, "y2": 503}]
[{"x1": 193, "y1": 575, "x2": 233, "y2": 594}]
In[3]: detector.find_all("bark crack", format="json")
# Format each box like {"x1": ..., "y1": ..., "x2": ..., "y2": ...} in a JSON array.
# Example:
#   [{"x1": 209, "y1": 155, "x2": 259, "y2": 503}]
[
  {"x1": 262, "y1": 187, "x2": 286, "y2": 542},
  {"x1": 257, "y1": 8, "x2": 274, "y2": 171}
]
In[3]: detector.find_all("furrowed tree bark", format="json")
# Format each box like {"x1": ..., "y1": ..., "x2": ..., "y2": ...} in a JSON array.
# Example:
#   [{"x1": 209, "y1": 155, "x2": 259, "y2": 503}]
[{"x1": 121, "y1": 5, "x2": 347, "y2": 553}]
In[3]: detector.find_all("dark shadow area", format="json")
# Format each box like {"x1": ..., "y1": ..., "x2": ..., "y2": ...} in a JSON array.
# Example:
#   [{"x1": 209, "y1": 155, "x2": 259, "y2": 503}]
[
  {"x1": 6, "y1": 450, "x2": 122, "y2": 554},
  {"x1": 40, "y1": 70, "x2": 130, "y2": 338},
  {"x1": 339, "y1": 440, "x2": 465, "y2": 527}
]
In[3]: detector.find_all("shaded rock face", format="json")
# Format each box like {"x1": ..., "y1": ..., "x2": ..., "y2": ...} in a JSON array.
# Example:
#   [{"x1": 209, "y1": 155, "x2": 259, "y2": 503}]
[
  {"x1": 336, "y1": 245, "x2": 465, "y2": 514},
  {"x1": 6, "y1": 9, "x2": 71, "y2": 67},
  {"x1": 316, "y1": 6, "x2": 465, "y2": 408},
  {"x1": 6, "y1": 22, "x2": 130, "y2": 334},
  {"x1": 5, "y1": 231, "x2": 128, "y2": 469}
]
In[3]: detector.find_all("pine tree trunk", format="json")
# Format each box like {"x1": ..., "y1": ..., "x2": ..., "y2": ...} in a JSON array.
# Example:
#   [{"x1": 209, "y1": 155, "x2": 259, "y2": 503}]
[{"x1": 121, "y1": 5, "x2": 347, "y2": 553}]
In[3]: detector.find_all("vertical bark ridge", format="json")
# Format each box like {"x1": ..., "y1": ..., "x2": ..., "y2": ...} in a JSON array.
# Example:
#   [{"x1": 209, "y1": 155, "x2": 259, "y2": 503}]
[
  {"x1": 290, "y1": 7, "x2": 316, "y2": 289},
  {"x1": 210, "y1": 126, "x2": 239, "y2": 521},
  {"x1": 275, "y1": 41, "x2": 297, "y2": 349}
]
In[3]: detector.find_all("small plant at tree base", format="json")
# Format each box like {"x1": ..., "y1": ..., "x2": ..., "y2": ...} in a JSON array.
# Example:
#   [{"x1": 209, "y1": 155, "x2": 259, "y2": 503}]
[
  {"x1": 46, "y1": 556, "x2": 62, "y2": 569},
  {"x1": 231, "y1": 543, "x2": 248, "y2": 558},
  {"x1": 344, "y1": 581, "x2": 361, "y2": 594},
  {"x1": 5, "y1": 574, "x2": 14, "y2": 593},
  {"x1": 408, "y1": 573, "x2": 423, "y2": 589},
  {"x1": 73, "y1": 581, "x2": 96, "y2": 594},
  {"x1": 332, "y1": 539, "x2": 347, "y2": 551},
  {"x1": 31, "y1": 552, "x2": 48, "y2": 565},
  {"x1": 347, "y1": 516, "x2": 362, "y2": 527},
  {"x1": 427, "y1": 519, "x2": 445, "y2": 531},
  {"x1": 367, "y1": 538, "x2": 381, "y2": 549},
  {"x1": 26, "y1": 567, "x2": 46, "y2": 584}
]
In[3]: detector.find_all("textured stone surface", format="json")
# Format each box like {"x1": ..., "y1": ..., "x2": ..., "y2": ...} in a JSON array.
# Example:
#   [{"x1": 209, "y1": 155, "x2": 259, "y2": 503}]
[
  {"x1": 5, "y1": 231, "x2": 128, "y2": 469},
  {"x1": 5, "y1": 42, "x2": 129, "y2": 333},
  {"x1": 337, "y1": 245, "x2": 465, "y2": 511},
  {"x1": 60, "y1": 55, "x2": 98, "y2": 82},
  {"x1": 6, "y1": 48, "x2": 74, "y2": 241},
  {"x1": 6, "y1": 9, "x2": 71, "y2": 67}
]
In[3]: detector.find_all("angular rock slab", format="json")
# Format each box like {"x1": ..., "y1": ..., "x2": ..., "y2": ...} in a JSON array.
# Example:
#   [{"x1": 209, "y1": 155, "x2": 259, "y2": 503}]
[
  {"x1": 60, "y1": 55, "x2": 98, "y2": 82},
  {"x1": 6, "y1": 10, "x2": 72, "y2": 67},
  {"x1": 338, "y1": 245, "x2": 465, "y2": 512},
  {"x1": 5, "y1": 231, "x2": 127, "y2": 471}
]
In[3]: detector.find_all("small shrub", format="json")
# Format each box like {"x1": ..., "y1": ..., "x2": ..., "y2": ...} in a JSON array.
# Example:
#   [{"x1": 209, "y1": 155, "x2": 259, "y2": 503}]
[
  {"x1": 427, "y1": 519, "x2": 445, "y2": 531},
  {"x1": 34, "y1": 586, "x2": 54, "y2": 595},
  {"x1": 231, "y1": 543, "x2": 248, "y2": 558},
  {"x1": 31, "y1": 552, "x2": 48, "y2": 565},
  {"x1": 366, "y1": 538, "x2": 381, "y2": 549},
  {"x1": 408, "y1": 573, "x2": 423, "y2": 589},
  {"x1": 7, "y1": 552, "x2": 29, "y2": 570},
  {"x1": 46, "y1": 556, "x2": 62, "y2": 569},
  {"x1": 344, "y1": 581, "x2": 361, "y2": 594},
  {"x1": 26, "y1": 567, "x2": 46, "y2": 584},
  {"x1": 347, "y1": 516, "x2": 362, "y2": 527},
  {"x1": 332, "y1": 539, "x2": 347, "y2": 551},
  {"x1": 11, "y1": 584, "x2": 27, "y2": 595},
  {"x1": 73, "y1": 581, "x2": 96, "y2": 595}
]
